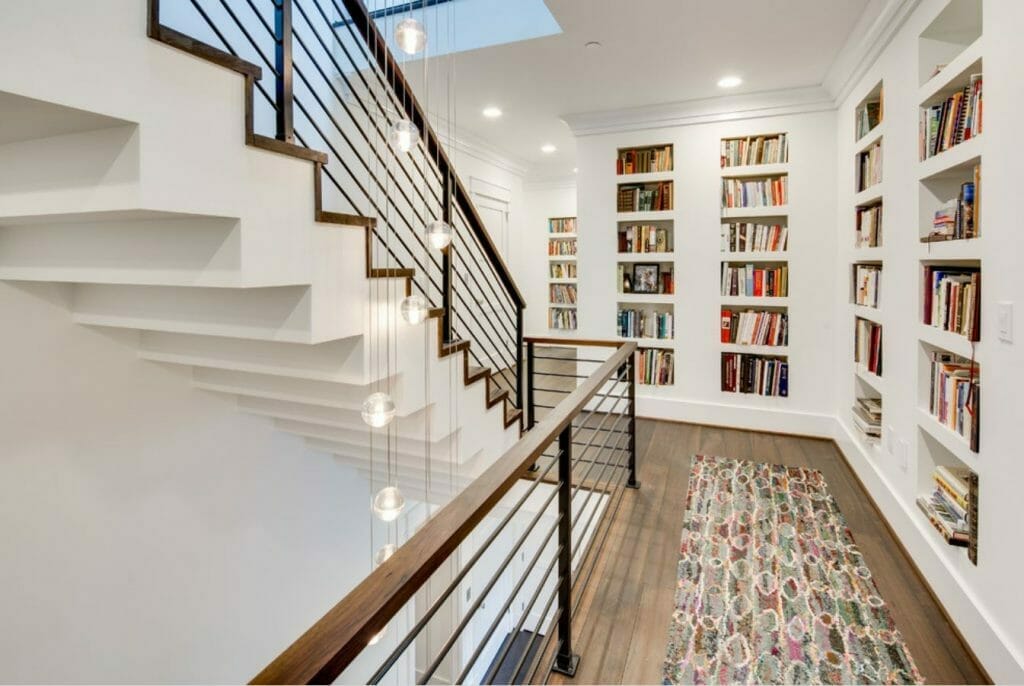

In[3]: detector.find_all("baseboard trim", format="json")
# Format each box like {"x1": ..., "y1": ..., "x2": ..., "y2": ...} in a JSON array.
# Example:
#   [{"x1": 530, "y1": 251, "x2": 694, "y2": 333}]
[{"x1": 636, "y1": 395, "x2": 834, "y2": 439}]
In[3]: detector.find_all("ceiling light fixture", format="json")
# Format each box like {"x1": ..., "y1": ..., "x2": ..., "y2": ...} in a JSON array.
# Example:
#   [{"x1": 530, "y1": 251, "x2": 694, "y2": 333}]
[
  {"x1": 394, "y1": 18, "x2": 427, "y2": 55},
  {"x1": 482, "y1": 106, "x2": 503, "y2": 119},
  {"x1": 361, "y1": 392, "x2": 396, "y2": 428},
  {"x1": 717, "y1": 75, "x2": 743, "y2": 89},
  {"x1": 541, "y1": 144, "x2": 557, "y2": 154},
  {"x1": 372, "y1": 486, "x2": 406, "y2": 523},
  {"x1": 388, "y1": 119, "x2": 420, "y2": 153},
  {"x1": 426, "y1": 220, "x2": 453, "y2": 250},
  {"x1": 585, "y1": 41, "x2": 602, "y2": 49},
  {"x1": 400, "y1": 294, "x2": 429, "y2": 325},
  {"x1": 573, "y1": 167, "x2": 578, "y2": 173}
]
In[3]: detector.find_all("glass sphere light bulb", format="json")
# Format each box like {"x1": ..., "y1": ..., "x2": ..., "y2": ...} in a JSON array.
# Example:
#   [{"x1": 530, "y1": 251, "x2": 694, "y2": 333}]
[
  {"x1": 389, "y1": 119, "x2": 419, "y2": 154},
  {"x1": 372, "y1": 486, "x2": 406, "y2": 522},
  {"x1": 401, "y1": 294, "x2": 429, "y2": 325},
  {"x1": 426, "y1": 220, "x2": 452, "y2": 250},
  {"x1": 375, "y1": 543, "x2": 398, "y2": 566},
  {"x1": 395, "y1": 18, "x2": 427, "y2": 55},
  {"x1": 361, "y1": 392, "x2": 396, "y2": 428}
]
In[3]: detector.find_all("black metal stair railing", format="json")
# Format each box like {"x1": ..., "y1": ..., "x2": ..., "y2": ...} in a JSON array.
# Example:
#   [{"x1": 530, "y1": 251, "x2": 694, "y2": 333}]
[{"x1": 152, "y1": 0, "x2": 526, "y2": 410}]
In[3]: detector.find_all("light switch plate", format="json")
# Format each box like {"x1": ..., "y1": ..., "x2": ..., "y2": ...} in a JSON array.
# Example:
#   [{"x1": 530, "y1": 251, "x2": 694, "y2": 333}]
[{"x1": 998, "y1": 301, "x2": 1014, "y2": 342}]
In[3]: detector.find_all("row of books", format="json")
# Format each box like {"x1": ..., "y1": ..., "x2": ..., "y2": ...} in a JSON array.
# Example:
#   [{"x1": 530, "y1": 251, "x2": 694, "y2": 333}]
[
  {"x1": 721, "y1": 176, "x2": 788, "y2": 209},
  {"x1": 637, "y1": 348, "x2": 674, "y2": 386},
  {"x1": 719, "y1": 134, "x2": 788, "y2": 168},
  {"x1": 856, "y1": 203, "x2": 882, "y2": 248},
  {"x1": 855, "y1": 318, "x2": 883, "y2": 377},
  {"x1": 617, "y1": 181, "x2": 674, "y2": 212},
  {"x1": 916, "y1": 465, "x2": 975, "y2": 548},
  {"x1": 720, "y1": 222, "x2": 788, "y2": 253},
  {"x1": 548, "y1": 217, "x2": 576, "y2": 234},
  {"x1": 618, "y1": 264, "x2": 674, "y2": 295},
  {"x1": 855, "y1": 97, "x2": 882, "y2": 141},
  {"x1": 549, "y1": 262, "x2": 576, "y2": 279},
  {"x1": 926, "y1": 170, "x2": 979, "y2": 241},
  {"x1": 923, "y1": 266, "x2": 980, "y2": 341},
  {"x1": 854, "y1": 264, "x2": 881, "y2": 308},
  {"x1": 721, "y1": 263, "x2": 789, "y2": 298},
  {"x1": 929, "y1": 352, "x2": 980, "y2": 452},
  {"x1": 920, "y1": 73, "x2": 982, "y2": 160},
  {"x1": 616, "y1": 145, "x2": 673, "y2": 175},
  {"x1": 548, "y1": 308, "x2": 577, "y2": 330},
  {"x1": 851, "y1": 396, "x2": 881, "y2": 440},
  {"x1": 617, "y1": 224, "x2": 671, "y2": 253},
  {"x1": 549, "y1": 284, "x2": 577, "y2": 305},
  {"x1": 721, "y1": 354, "x2": 789, "y2": 396},
  {"x1": 548, "y1": 239, "x2": 577, "y2": 256},
  {"x1": 857, "y1": 142, "x2": 882, "y2": 191},
  {"x1": 618, "y1": 309, "x2": 674, "y2": 340},
  {"x1": 720, "y1": 309, "x2": 788, "y2": 347}
]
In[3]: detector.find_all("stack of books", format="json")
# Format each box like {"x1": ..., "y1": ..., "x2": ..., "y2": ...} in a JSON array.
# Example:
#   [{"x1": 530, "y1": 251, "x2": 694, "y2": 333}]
[
  {"x1": 720, "y1": 222, "x2": 788, "y2": 253},
  {"x1": 855, "y1": 318, "x2": 883, "y2": 376},
  {"x1": 549, "y1": 262, "x2": 576, "y2": 279},
  {"x1": 617, "y1": 182, "x2": 673, "y2": 212},
  {"x1": 929, "y1": 352, "x2": 980, "y2": 451},
  {"x1": 856, "y1": 98, "x2": 882, "y2": 140},
  {"x1": 916, "y1": 465, "x2": 974, "y2": 547},
  {"x1": 721, "y1": 263, "x2": 789, "y2": 297},
  {"x1": 548, "y1": 308, "x2": 577, "y2": 330},
  {"x1": 618, "y1": 309, "x2": 673, "y2": 340},
  {"x1": 720, "y1": 309, "x2": 788, "y2": 346},
  {"x1": 548, "y1": 239, "x2": 577, "y2": 256},
  {"x1": 721, "y1": 176, "x2": 788, "y2": 208},
  {"x1": 925, "y1": 170, "x2": 979, "y2": 241},
  {"x1": 857, "y1": 142, "x2": 883, "y2": 191},
  {"x1": 721, "y1": 354, "x2": 788, "y2": 396},
  {"x1": 617, "y1": 145, "x2": 672, "y2": 174},
  {"x1": 637, "y1": 348, "x2": 673, "y2": 385},
  {"x1": 854, "y1": 264, "x2": 881, "y2": 307},
  {"x1": 856, "y1": 203, "x2": 882, "y2": 248},
  {"x1": 548, "y1": 217, "x2": 576, "y2": 234},
  {"x1": 549, "y1": 284, "x2": 577, "y2": 305},
  {"x1": 618, "y1": 224, "x2": 670, "y2": 253},
  {"x1": 720, "y1": 134, "x2": 788, "y2": 167},
  {"x1": 920, "y1": 73, "x2": 983, "y2": 160},
  {"x1": 923, "y1": 266, "x2": 980, "y2": 341},
  {"x1": 852, "y1": 396, "x2": 882, "y2": 440}
]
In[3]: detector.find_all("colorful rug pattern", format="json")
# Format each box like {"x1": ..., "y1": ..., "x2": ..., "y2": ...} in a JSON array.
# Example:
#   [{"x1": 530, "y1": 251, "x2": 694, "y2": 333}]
[{"x1": 663, "y1": 455, "x2": 923, "y2": 685}]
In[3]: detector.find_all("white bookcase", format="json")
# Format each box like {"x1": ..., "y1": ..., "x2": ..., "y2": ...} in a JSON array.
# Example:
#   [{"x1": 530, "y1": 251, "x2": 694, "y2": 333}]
[{"x1": 547, "y1": 217, "x2": 578, "y2": 331}]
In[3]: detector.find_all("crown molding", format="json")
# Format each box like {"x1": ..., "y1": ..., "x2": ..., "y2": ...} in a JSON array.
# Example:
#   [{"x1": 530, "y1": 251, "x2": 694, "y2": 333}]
[{"x1": 562, "y1": 0, "x2": 920, "y2": 138}]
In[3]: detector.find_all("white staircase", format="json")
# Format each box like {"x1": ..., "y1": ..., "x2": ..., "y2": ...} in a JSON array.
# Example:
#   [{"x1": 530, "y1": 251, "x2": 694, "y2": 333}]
[{"x1": 0, "y1": 1, "x2": 521, "y2": 502}]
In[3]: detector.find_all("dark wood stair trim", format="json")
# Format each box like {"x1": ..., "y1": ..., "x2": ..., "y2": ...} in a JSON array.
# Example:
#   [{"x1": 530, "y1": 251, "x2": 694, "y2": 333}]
[
  {"x1": 149, "y1": 24, "x2": 262, "y2": 79},
  {"x1": 250, "y1": 133, "x2": 328, "y2": 164}
]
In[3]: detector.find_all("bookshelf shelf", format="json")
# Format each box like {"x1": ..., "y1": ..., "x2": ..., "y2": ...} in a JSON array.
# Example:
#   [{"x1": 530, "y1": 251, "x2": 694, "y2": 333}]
[
  {"x1": 720, "y1": 163, "x2": 789, "y2": 178},
  {"x1": 616, "y1": 252, "x2": 675, "y2": 262},
  {"x1": 549, "y1": 303, "x2": 577, "y2": 309},
  {"x1": 917, "y1": 237, "x2": 982, "y2": 259},
  {"x1": 721, "y1": 295, "x2": 790, "y2": 307},
  {"x1": 720, "y1": 251, "x2": 788, "y2": 261},
  {"x1": 547, "y1": 232, "x2": 578, "y2": 239},
  {"x1": 721, "y1": 343, "x2": 788, "y2": 355},
  {"x1": 549, "y1": 278, "x2": 577, "y2": 284},
  {"x1": 918, "y1": 323, "x2": 979, "y2": 360},
  {"x1": 547, "y1": 216, "x2": 579, "y2": 331},
  {"x1": 548, "y1": 255, "x2": 576, "y2": 261},
  {"x1": 617, "y1": 293, "x2": 674, "y2": 304},
  {"x1": 855, "y1": 366, "x2": 885, "y2": 394},
  {"x1": 917, "y1": 408, "x2": 979, "y2": 469},
  {"x1": 853, "y1": 186, "x2": 883, "y2": 207},
  {"x1": 852, "y1": 246, "x2": 884, "y2": 261},
  {"x1": 615, "y1": 171, "x2": 674, "y2": 183},
  {"x1": 853, "y1": 304, "x2": 882, "y2": 324},
  {"x1": 919, "y1": 36, "x2": 983, "y2": 105},
  {"x1": 622, "y1": 336, "x2": 676, "y2": 347},
  {"x1": 856, "y1": 122, "x2": 884, "y2": 151},
  {"x1": 617, "y1": 210, "x2": 674, "y2": 222},
  {"x1": 721, "y1": 206, "x2": 789, "y2": 219},
  {"x1": 919, "y1": 135, "x2": 981, "y2": 180}
]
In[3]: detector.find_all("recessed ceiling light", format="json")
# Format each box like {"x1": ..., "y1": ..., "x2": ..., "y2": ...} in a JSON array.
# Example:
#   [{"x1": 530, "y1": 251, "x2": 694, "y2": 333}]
[
  {"x1": 482, "y1": 106, "x2": 502, "y2": 119},
  {"x1": 541, "y1": 144, "x2": 557, "y2": 154},
  {"x1": 717, "y1": 75, "x2": 743, "y2": 89},
  {"x1": 585, "y1": 41, "x2": 602, "y2": 49},
  {"x1": 573, "y1": 167, "x2": 578, "y2": 173}
]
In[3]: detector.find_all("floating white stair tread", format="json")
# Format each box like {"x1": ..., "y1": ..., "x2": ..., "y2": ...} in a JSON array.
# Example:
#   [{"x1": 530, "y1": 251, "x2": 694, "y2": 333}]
[
  {"x1": 74, "y1": 311, "x2": 316, "y2": 344},
  {"x1": 274, "y1": 419, "x2": 462, "y2": 463},
  {"x1": 192, "y1": 366, "x2": 403, "y2": 410}
]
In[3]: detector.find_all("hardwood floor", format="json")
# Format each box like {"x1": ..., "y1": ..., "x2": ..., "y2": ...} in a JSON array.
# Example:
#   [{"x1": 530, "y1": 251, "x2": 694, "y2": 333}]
[{"x1": 545, "y1": 419, "x2": 988, "y2": 685}]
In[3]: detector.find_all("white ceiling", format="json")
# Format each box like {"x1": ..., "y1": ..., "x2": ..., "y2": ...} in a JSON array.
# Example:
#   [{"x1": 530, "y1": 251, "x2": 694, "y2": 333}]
[{"x1": 403, "y1": 0, "x2": 873, "y2": 173}]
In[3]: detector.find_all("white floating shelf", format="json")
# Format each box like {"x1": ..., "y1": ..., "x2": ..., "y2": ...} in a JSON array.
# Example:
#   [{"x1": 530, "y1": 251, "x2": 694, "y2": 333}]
[
  {"x1": 617, "y1": 293, "x2": 675, "y2": 303},
  {"x1": 918, "y1": 324, "x2": 979, "y2": 360},
  {"x1": 547, "y1": 233, "x2": 578, "y2": 239},
  {"x1": 852, "y1": 246, "x2": 885, "y2": 260},
  {"x1": 917, "y1": 408, "x2": 979, "y2": 466},
  {"x1": 617, "y1": 210, "x2": 675, "y2": 221},
  {"x1": 720, "y1": 295, "x2": 789, "y2": 306},
  {"x1": 721, "y1": 206, "x2": 789, "y2": 219},
  {"x1": 720, "y1": 343, "x2": 789, "y2": 356},
  {"x1": 615, "y1": 171, "x2": 674, "y2": 183},
  {"x1": 855, "y1": 366, "x2": 885, "y2": 394},
  {"x1": 853, "y1": 185, "x2": 883, "y2": 207},
  {"x1": 919, "y1": 135, "x2": 982, "y2": 181},
  {"x1": 918, "y1": 236, "x2": 983, "y2": 261},
  {"x1": 853, "y1": 304, "x2": 883, "y2": 323},
  {"x1": 548, "y1": 278, "x2": 577, "y2": 284},
  {"x1": 855, "y1": 122, "x2": 884, "y2": 151},
  {"x1": 719, "y1": 251, "x2": 789, "y2": 261},
  {"x1": 616, "y1": 252, "x2": 675, "y2": 262},
  {"x1": 719, "y1": 163, "x2": 789, "y2": 178},
  {"x1": 547, "y1": 256, "x2": 577, "y2": 261}
]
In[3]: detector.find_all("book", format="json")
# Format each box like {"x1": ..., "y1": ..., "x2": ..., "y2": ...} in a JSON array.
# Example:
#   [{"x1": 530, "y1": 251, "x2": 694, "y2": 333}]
[
  {"x1": 855, "y1": 203, "x2": 882, "y2": 248},
  {"x1": 618, "y1": 309, "x2": 674, "y2": 340},
  {"x1": 548, "y1": 307, "x2": 577, "y2": 330},
  {"x1": 549, "y1": 284, "x2": 577, "y2": 305},
  {"x1": 721, "y1": 353, "x2": 788, "y2": 397},
  {"x1": 720, "y1": 134, "x2": 788, "y2": 167},
  {"x1": 618, "y1": 181, "x2": 673, "y2": 212},
  {"x1": 919, "y1": 74, "x2": 982, "y2": 160},
  {"x1": 855, "y1": 318, "x2": 883, "y2": 376},
  {"x1": 721, "y1": 309, "x2": 788, "y2": 346},
  {"x1": 617, "y1": 145, "x2": 673, "y2": 174},
  {"x1": 856, "y1": 99, "x2": 882, "y2": 140},
  {"x1": 636, "y1": 348, "x2": 674, "y2": 385},
  {"x1": 617, "y1": 224, "x2": 671, "y2": 253},
  {"x1": 854, "y1": 264, "x2": 881, "y2": 308},
  {"x1": 928, "y1": 352, "x2": 980, "y2": 451},
  {"x1": 548, "y1": 217, "x2": 576, "y2": 234},
  {"x1": 721, "y1": 264, "x2": 789, "y2": 297},
  {"x1": 852, "y1": 396, "x2": 882, "y2": 439},
  {"x1": 857, "y1": 142, "x2": 882, "y2": 192},
  {"x1": 922, "y1": 266, "x2": 980, "y2": 341},
  {"x1": 721, "y1": 176, "x2": 788, "y2": 208},
  {"x1": 548, "y1": 238, "x2": 577, "y2": 256},
  {"x1": 549, "y1": 262, "x2": 576, "y2": 279},
  {"x1": 720, "y1": 222, "x2": 788, "y2": 253}
]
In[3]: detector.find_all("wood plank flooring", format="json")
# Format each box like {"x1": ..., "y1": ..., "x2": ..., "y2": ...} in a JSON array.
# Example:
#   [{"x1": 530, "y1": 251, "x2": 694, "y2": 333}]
[{"x1": 545, "y1": 419, "x2": 988, "y2": 685}]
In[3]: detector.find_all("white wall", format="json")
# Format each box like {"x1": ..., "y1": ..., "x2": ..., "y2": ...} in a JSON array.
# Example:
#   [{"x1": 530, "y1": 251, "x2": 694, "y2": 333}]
[
  {"x1": 0, "y1": 281, "x2": 375, "y2": 683},
  {"x1": 521, "y1": 180, "x2": 578, "y2": 335},
  {"x1": 574, "y1": 111, "x2": 838, "y2": 435},
  {"x1": 833, "y1": 0, "x2": 1024, "y2": 681}
]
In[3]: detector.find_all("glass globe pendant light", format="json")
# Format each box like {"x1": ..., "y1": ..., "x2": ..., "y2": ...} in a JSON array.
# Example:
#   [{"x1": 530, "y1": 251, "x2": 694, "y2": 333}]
[
  {"x1": 426, "y1": 220, "x2": 452, "y2": 250},
  {"x1": 394, "y1": 18, "x2": 427, "y2": 55},
  {"x1": 374, "y1": 543, "x2": 398, "y2": 566},
  {"x1": 372, "y1": 485, "x2": 406, "y2": 522},
  {"x1": 389, "y1": 119, "x2": 420, "y2": 154},
  {"x1": 361, "y1": 392, "x2": 396, "y2": 428},
  {"x1": 400, "y1": 294, "x2": 429, "y2": 325}
]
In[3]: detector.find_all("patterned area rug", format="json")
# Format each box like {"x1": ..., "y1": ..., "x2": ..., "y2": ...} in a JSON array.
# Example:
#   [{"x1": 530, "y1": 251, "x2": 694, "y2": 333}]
[{"x1": 663, "y1": 455, "x2": 923, "y2": 685}]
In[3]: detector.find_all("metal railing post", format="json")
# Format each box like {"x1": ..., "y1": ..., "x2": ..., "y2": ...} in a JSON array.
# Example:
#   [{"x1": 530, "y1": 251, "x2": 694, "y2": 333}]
[
  {"x1": 626, "y1": 356, "x2": 640, "y2": 489},
  {"x1": 274, "y1": 0, "x2": 294, "y2": 142},
  {"x1": 441, "y1": 172, "x2": 454, "y2": 343},
  {"x1": 516, "y1": 308, "x2": 525, "y2": 410},
  {"x1": 526, "y1": 340, "x2": 536, "y2": 429},
  {"x1": 552, "y1": 425, "x2": 580, "y2": 677}
]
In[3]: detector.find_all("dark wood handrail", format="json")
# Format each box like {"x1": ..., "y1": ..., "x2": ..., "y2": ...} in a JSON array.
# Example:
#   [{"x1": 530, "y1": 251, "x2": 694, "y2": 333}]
[
  {"x1": 524, "y1": 336, "x2": 626, "y2": 348},
  {"x1": 250, "y1": 341, "x2": 635, "y2": 684},
  {"x1": 338, "y1": 0, "x2": 525, "y2": 309}
]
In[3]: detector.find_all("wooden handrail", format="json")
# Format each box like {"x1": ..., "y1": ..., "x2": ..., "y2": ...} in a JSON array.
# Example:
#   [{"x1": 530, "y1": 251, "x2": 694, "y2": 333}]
[
  {"x1": 524, "y1": 336, "x2": 626, "y2": 348},
  {"x1": 250, "y1": 341, "x2": 636, "y2": 684},
  {"x1": 337, "y1": 0, "x2": 525, "y2": 309}
]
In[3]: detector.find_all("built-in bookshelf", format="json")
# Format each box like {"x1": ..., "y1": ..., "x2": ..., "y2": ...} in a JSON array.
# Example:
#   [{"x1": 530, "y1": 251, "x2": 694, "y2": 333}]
[
  {"x1": 616, "y1": 145, "x2": 677, "y2": 386},
  {"x1": 914, "y1": 0, "x2": 982, "y2": 565},
  {"x1": 547, "y1": 216, "x2": 578, "y2": 331},
  {"x1": 852, "y1": 263, "x2": 881, "y2": 309},
  {"x1": 719, "y1": 134, "x2": 791, "y2": 397},
  {"x1": 855, "y1": 83, "x2": 883, "y2": 141}
]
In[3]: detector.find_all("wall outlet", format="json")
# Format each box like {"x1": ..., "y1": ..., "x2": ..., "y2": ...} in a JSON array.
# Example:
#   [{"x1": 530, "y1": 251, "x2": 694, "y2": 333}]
[
  {"x1": 897, "y1": 438, "x2": 909, "y2": 472},
  {"x1": 885, "y1": 425, "x2": 896, "y2": 454},
  {"x1": 998, "y1": 301, "x2": 1014, "y2": 342}
]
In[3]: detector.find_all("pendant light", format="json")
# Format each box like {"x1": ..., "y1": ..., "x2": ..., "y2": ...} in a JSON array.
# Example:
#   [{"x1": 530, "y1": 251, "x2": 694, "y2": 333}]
[
  {"x1": 400, "y1": 293, "x2": 430, "y2": 324},
  {"x1": 372, "y1": 485, "x2": 406, "y2": 522},
  {"x1": 394, "y1": 18, "x2": 427, "y2": 55},
  {"x1": 362, "y1": 391, "x2": 396, "y2": 428},
  {"x1": 389, "y1": 119, "x2": 420, "y2": 154},
  {"x1": 374, "y1": 542, "x2": 398, "y2": 565},
  {"x1": 426, "y1": 220, "x2": 452, "y2": 250}
]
